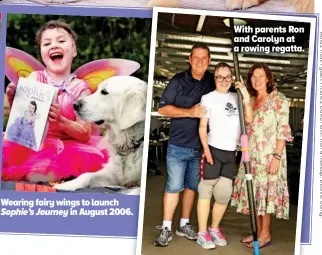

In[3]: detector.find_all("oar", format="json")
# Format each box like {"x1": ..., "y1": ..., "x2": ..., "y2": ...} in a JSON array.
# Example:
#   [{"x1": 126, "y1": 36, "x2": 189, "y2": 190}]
[{"x1": 229, "y1": 17, "x2": 260, "y2": 255}]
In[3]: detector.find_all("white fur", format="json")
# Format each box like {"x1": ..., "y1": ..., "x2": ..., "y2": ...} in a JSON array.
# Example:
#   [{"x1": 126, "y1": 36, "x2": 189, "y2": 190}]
[
  {"x1": 54, "y1": 76, "x2": 147, "y2": 195},
  {"x1": 225, "y1": 0, "x2": 245, "y2": 9},
  {"x1": 146, "y1": 0, "x2": 311, "y2": 12},
  {"x1": 226, "y1": 0, "x2": 268, "y2": 10}
]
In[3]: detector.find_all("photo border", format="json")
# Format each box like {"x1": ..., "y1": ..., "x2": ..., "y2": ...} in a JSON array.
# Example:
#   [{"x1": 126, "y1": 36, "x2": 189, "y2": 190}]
[
  {"x1": 301, "y1": 2, "x2": 320, "y2": 253},
  {"x1": 0, "y1": 4, "x2": 153, "y2": 238},
  {"x1": 136, "y1": 7, "x2": 317, "y2": 255},
  {"x1": 300, "y1": 18, "x2": 318, "y2": 245}
]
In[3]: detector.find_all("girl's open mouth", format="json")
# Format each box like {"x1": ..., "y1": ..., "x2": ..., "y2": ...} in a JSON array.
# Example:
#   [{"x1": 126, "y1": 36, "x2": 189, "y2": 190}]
[{"x1": 50, "y1": 52, "x2": 64, "y2": 63}]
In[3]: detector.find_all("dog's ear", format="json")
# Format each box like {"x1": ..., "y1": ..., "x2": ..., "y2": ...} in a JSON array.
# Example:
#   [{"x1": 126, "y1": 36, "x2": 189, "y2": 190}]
[{"x1": 116, "y1": 85, "x2": 147, "y2": 130}]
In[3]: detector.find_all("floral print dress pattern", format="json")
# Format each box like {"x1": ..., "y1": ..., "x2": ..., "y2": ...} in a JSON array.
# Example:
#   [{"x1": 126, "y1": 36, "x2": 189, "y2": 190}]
[{"x1": 231, "y1": 90, "x2": 293, "y2": 220}]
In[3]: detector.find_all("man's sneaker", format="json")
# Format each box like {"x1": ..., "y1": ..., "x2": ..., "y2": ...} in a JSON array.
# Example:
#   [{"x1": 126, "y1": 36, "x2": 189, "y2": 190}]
[
  {"x1": 153, "y1": 225, "x2": 172, "y2": 247},
  {"x1": 176, "y1": 223, "x2": 198, "y2": 240},
  {"x1": 208, "y1": 226, "x2": 227, "y2": 246},
  {"x1": 197, "y1": 232, "x2": 216, "y2": 249}
]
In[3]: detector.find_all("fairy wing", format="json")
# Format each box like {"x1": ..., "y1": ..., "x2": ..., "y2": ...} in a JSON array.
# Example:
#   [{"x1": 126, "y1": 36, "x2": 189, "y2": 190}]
[
  {"x1": 5, "y1": 47, "x2": 141, "y2": 92},
  {"x1": 5, "y1": 47, "x2": 45, "y2": 85},
  {"x1": 74, "y1": 59, "x2": 140, "y2": 93}
]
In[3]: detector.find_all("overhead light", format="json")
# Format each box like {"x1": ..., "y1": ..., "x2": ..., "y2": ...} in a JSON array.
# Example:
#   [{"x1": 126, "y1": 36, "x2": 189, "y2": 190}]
[
  {"x1": 164, "y1": 34, "x2": 231, "y2": 45},
  {"x1": 223, "y1": 18, "x2": 247, "y2": 27},
  {"x1": 293, "y1": 87, "x2": 298, "y2": 89},
  {"x1": 162, "y1": 42, "x2": 232, "y2": 53},
  {"x1": 196, "y1": 15, "x2": 206, "y2": 32}
]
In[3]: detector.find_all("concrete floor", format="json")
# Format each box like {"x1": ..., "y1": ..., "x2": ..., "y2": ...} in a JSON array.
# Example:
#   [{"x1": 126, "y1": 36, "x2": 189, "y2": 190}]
[{"x1": 141, "y1": 164, "x2": 298, "y2": 255}]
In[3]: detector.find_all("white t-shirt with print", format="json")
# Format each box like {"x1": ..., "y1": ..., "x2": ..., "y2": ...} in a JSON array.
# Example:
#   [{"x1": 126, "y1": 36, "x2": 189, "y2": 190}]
[{"x1": 201, "y1": 90, "x2": 241, "y2": 151}]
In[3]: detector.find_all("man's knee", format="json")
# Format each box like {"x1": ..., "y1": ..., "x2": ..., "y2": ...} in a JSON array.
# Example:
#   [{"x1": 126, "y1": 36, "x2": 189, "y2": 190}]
[
  {"x1": 166, "y1": 178, "x2": 184, "y2": 193},
  {"x1": 165, "y1": 157, "x2": 186, "y2": 193},
  {"x1": 198, "y1": 179, "x2": 218, "y2": 199},
  {"x1": 213, "y1": 178, "x2": 233, "y2": 204}
]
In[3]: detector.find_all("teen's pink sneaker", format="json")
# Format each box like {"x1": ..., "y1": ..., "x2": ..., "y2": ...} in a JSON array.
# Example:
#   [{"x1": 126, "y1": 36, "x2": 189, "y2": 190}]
[{"x1": 208, "y1": 227, "x2": 227, "y2": 246}]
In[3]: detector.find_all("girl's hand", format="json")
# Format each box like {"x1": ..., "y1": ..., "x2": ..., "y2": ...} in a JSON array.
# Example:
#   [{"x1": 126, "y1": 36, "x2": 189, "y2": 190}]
[
  {"x1": 49, "y1": 104, "x2": 62, "y2": 127},
  {"x1": 235, "y1": 77, "x2": 250, "y2": 103},
  {"x1": 204, "y1": 149, "x2": 214, "y2": 165},
  {"x1": 268, "y1": 157, "x2": 280, "y2": 174},
  {"x1": 6, "y1": 83, "x2": 17, "y2": 101}
]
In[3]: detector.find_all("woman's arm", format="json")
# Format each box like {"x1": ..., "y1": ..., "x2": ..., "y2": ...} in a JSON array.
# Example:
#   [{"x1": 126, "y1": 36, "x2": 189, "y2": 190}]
[
  {"x1": 243, "y1": 101, "x2": 254, "y2": 125},
  {"x1": 268, "y1": 92, "x2": 292, "y2": 174},
  {"x1": 274, "y1": 140, "x2": 286, "y2": 155},
  {"x1": 272, "y1": 92, "x2": 291, "y2": 157},
  {"x1": 235, "y1": 80, "x2": 254, "y2": 125}
]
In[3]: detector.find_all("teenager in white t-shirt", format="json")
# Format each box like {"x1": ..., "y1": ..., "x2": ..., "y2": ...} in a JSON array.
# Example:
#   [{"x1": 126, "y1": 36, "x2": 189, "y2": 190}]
[{"x1": 196, "y1": 62, "x2": 254, "y2": 249}]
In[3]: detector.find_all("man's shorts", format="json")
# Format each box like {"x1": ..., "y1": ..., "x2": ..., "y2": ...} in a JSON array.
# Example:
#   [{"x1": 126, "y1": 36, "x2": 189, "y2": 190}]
[{"x1": 165, "y1": 144, "x2": 201, "y2": 193}]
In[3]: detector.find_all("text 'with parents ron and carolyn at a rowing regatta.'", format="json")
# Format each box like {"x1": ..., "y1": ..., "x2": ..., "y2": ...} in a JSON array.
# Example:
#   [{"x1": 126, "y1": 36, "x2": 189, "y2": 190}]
[{"x1": 233, "y1": 24, "x2": 309, "y2": 54}]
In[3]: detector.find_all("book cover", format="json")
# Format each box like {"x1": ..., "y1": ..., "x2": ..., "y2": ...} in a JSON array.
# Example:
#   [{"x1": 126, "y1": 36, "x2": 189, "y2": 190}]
[{"x1": 4, "y1": 77, "x2": 58, "y2": 151}]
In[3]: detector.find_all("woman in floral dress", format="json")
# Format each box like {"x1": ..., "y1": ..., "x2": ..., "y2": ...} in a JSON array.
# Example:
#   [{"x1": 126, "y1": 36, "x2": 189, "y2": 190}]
[{"x1": 231, "y1": 63, "x2": 293, "y2": 249}]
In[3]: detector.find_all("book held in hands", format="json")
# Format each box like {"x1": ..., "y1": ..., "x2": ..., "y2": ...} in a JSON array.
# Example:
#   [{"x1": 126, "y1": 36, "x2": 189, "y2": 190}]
[{"x1": 4, "y1": 77, "x2": 58, "y2": 151}]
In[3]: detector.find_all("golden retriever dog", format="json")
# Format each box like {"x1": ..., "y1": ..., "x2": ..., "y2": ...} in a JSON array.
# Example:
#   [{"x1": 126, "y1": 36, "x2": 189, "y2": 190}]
[{"x1": 54, "y1": 76, "x2": 147, "y2": 195}]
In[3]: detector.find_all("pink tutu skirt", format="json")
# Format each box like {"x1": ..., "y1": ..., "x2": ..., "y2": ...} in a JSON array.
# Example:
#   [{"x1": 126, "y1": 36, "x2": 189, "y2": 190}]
[{"x1": 1, "y1": 134, "x2": 109, "y2": 182}]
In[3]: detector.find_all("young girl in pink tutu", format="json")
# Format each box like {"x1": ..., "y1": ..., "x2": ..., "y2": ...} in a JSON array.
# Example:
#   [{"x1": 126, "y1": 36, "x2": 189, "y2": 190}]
[{"x1": 3, "y1": 20, "x2": 109, "y2": 183}]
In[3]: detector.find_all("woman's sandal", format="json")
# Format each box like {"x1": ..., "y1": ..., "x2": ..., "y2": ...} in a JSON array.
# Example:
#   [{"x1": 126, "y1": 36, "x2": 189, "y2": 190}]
[
  {"x1": 246, "y1": 239, "x2": 272, "y2": 249},
  {"x1": 240, "y1": 235, "x2": 254, "y2": 244}
]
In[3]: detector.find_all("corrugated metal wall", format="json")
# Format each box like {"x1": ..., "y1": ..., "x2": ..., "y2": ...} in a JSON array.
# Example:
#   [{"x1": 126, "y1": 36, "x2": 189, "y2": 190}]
[
  {"x1": 289, "y1": 99, "x2": 305, "y2": 133},
  {"x1": 289, "y1": 107, "x2": 303, "y2": 132}
]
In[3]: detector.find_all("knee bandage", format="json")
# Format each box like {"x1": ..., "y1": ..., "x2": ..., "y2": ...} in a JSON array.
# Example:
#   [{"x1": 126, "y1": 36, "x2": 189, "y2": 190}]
[
  {"x1": 213, "y1": 177, "x2": 233, "y2": 205},
  {"x1": 198, "y1": 179, "x2": 218, "y2": 199}
]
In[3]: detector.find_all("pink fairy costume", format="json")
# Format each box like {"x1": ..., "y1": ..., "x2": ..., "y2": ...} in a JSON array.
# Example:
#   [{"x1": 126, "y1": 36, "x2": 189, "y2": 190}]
[{"x1": 2, "y1": 70, "x2": 109, "y2": 182}]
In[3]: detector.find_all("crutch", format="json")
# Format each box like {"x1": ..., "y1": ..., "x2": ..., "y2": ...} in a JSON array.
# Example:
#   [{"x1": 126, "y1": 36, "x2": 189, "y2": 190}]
[{"x1": 229, "y1": 17, "x2": 260, "y2": 255}]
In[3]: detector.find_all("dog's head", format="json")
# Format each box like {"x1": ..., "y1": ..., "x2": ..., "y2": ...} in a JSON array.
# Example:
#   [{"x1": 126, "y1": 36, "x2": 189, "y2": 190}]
[{"x1": 74, "y1": 76, "x2": 147, "y2": 130}]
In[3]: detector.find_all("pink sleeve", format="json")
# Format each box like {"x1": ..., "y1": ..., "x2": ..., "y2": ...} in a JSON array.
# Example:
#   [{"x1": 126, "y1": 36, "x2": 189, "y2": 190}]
[
  {"x1": 28, "y1": 71, "x2": 46, "y2": 83},
  {"x1": 71, "y1": 80, "x2": 91, "y2": 99},
  {"x1": 70, "y1": 79, "x2": 101, "y2": 135}
]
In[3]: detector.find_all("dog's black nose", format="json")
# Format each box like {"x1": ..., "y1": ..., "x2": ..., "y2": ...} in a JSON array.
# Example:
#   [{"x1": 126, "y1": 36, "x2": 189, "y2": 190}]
[{"x1": 73, "y1": 100, "x2": 83, "y2": 111}]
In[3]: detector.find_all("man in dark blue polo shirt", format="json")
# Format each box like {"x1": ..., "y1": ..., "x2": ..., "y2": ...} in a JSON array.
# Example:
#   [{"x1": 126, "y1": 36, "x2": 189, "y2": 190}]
[{"x1": 154, "y1": 43, "x2": 214, "y2": 247}]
